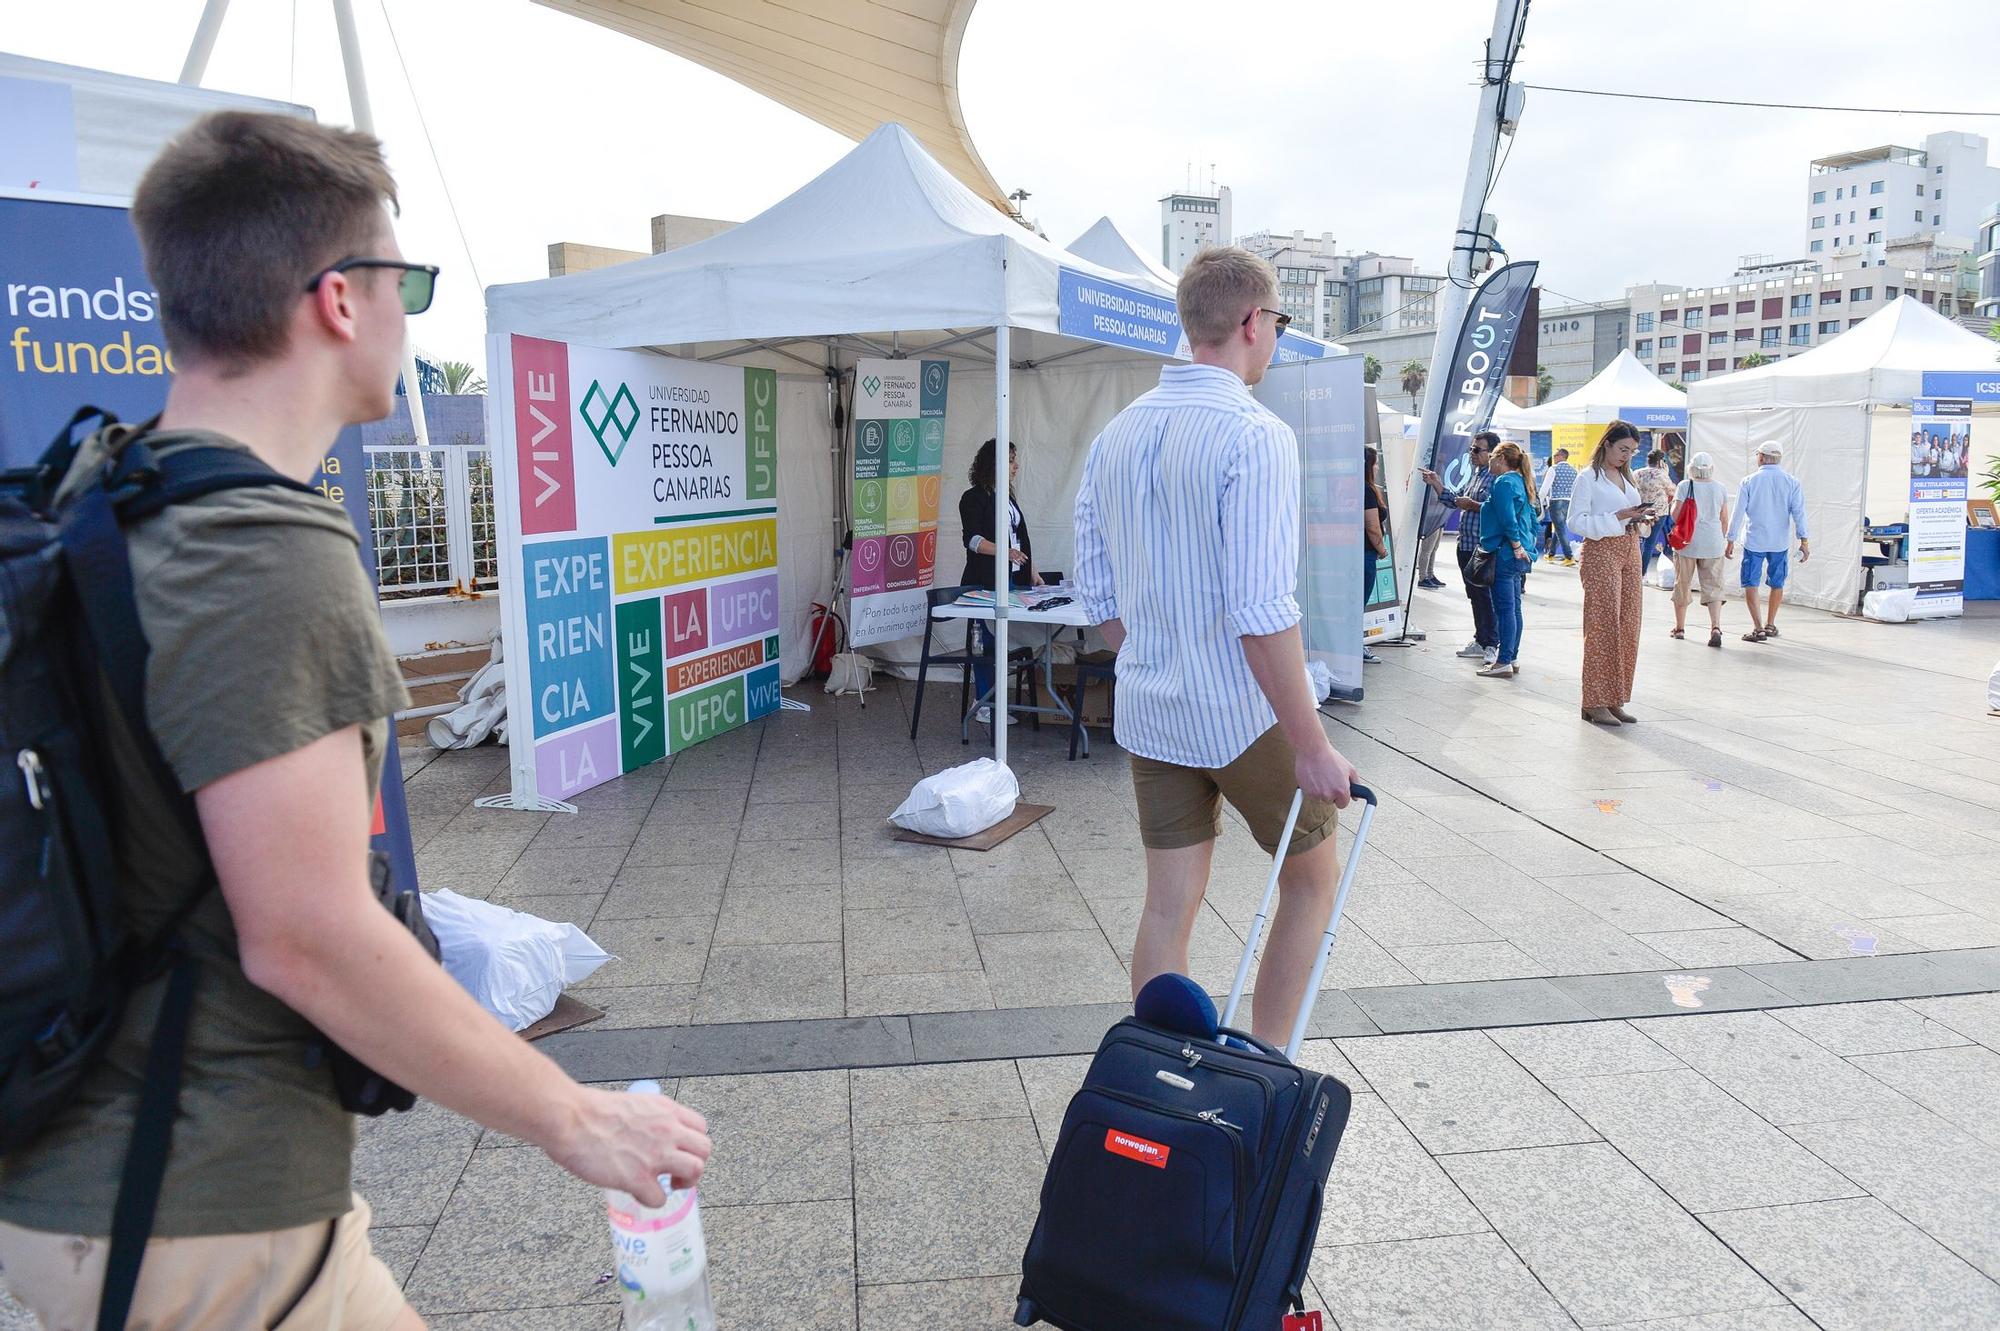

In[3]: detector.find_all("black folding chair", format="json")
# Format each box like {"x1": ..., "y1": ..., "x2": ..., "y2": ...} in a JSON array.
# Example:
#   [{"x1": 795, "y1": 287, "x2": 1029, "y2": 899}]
[{"x1": 910, "y1": 584, "x2": 977, "y2": 741}]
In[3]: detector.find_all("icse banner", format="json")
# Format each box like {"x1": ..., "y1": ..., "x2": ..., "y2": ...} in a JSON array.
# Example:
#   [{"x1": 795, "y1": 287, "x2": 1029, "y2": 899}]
[
  {"x1": 492, "y1": 335, "x2": 781, "y2": 805},
  {"x1": 847, "y1": 357, "x2": 948, "y2": 647},
  {"x1": 1909, "y1": 383, "x2": 1972, "y2": 619}
]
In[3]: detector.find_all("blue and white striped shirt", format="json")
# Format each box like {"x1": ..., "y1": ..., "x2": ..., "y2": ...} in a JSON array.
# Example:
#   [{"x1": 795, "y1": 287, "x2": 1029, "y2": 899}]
[{"x1": 1073, "y1": 363, "x2": 1301, "y2": 769}]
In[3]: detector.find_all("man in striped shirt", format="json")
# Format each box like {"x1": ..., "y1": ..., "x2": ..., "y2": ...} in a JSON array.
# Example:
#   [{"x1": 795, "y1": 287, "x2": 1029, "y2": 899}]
[{"x1": 1074, "y1": 246, "x2": 1360, "y2": 1045}]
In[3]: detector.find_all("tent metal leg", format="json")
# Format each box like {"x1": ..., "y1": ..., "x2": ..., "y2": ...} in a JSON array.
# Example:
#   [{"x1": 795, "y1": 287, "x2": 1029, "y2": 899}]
[{"x1": 993, "y1": 323, "x2": 1011, "y2": 770}]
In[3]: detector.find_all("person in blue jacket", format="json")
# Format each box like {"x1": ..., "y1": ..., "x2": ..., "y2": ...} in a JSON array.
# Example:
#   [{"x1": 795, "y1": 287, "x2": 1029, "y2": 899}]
[{"x1": 1477, "y1": 440, "x2": 1541, "y2": 679}]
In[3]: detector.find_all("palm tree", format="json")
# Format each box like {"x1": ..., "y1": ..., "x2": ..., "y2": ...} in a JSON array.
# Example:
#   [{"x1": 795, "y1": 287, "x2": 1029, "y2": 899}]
[
  {"x1": 1362, "y1": 355, "x2": 1382, "y2": 385},
  {"x1": 1399, "y1": 360, "x2": 1428, "y2": 399},
  {"x1": 1738, "y1": 352, "x2": 1774, "y2": 369},
  {"x1": 1535, "y1": 364, "x2": 1554, "y2": 404},
  {"x1": 1668, "y1": 381, "x2": 1687, "y2": 393},
  {"x1": 436, "y1": 359, "x2": 486, "y2": 395}
]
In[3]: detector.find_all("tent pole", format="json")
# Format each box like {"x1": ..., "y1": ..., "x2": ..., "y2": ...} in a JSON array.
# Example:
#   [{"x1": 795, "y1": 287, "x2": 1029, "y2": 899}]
[{"x1": 993, "y1": 323, "x2": 1011, "y2": 769}]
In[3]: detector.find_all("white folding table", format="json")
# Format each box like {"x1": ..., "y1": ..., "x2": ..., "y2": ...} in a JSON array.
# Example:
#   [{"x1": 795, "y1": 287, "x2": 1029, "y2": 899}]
[{"x1": 929, "y1": 596, "x2": 1096, "y2": 753}]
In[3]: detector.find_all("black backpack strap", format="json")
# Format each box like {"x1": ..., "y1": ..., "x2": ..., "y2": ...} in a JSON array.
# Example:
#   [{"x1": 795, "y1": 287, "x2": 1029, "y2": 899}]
[
  {"x1": 54, "y1": 437, "x2": 314, "y2": 1331},
  {"x1": 94, "y1": 948, "x2": 198, "y2": 1331}
]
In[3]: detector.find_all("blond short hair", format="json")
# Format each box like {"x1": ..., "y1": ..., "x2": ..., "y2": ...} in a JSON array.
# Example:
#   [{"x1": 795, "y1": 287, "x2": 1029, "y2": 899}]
[{"x1": 1177, "y1": 246, "x2": 1278, "y2": 348}]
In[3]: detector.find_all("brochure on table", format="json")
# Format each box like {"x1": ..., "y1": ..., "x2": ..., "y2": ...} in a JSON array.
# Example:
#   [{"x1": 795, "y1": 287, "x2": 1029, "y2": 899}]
[
  {"x1": 848, "y1": 357, "x2": 948, "y2": 647},
  {"x1": 490, "y1": 334, "x2": 781, "y2": 806}
]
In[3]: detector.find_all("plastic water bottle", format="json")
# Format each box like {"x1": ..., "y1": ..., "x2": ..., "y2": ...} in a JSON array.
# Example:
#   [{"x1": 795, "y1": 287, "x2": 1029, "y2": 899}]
[{"x1": 605, "y1": 1080, "x2": 714, "y2": 1331}]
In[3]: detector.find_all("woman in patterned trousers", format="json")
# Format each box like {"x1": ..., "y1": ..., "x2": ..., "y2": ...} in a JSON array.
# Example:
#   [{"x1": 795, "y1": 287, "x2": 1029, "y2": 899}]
[{"x1": 1564, "y1": 422, "x2": 1652, "y2": 725}]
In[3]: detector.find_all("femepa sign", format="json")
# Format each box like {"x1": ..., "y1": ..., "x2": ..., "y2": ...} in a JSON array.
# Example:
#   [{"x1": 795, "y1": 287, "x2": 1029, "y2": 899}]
[{"x1": 491, "y1": 335, "x2": 780, "y2": 806}]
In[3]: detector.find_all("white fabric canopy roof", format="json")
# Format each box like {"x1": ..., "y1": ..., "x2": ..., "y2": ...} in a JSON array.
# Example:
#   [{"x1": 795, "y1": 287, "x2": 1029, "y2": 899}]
[
  {"x1": 486, "y1": 122, "x2": 1145, "y2": 354},
  {"x1": 1687, "y1": 297, "x2": 2000, "y2": 614},
  {"x1": 1066, "y1": 216, "x2": 1179, "y2": 289},
  {"x1": 1506, "y1": 350, "x2": 1689, "y2": 428},
  {"x1": 529, "y1": 0, "x2": 1008, "y2": 211}
]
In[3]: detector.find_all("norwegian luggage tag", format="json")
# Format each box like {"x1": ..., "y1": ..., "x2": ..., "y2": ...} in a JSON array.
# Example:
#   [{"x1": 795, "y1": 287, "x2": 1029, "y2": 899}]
[{"x1": 1283, "y1": 1312, "x2": 1324, "y2": 1331}]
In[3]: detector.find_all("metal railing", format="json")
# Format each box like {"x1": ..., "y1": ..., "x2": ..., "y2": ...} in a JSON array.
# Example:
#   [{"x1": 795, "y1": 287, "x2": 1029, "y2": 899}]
[{"x1": 364, "y1": 443, "x2": 498, "y2": 599}]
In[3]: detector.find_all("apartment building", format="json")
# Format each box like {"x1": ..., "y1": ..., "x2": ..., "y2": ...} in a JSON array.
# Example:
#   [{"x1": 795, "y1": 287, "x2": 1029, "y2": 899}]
[
  {"x1": 1628, "y1": 248, "x2": 1971, "y2": 384},
  {"x1": 1805, "y1": 132, "x2": 2000, "y2": 265}
]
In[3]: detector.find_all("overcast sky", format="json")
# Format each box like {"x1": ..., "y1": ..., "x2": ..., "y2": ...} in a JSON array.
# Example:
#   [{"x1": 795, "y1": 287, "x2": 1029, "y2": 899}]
[{"x1": 11, "y1": 0, "x2": 2000, "y2": 372}]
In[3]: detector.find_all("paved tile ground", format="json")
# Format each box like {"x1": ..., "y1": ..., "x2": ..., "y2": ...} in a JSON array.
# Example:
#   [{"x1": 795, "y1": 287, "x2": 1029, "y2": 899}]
[{"x1": 5, "y1": 574, "x2": 1997, "y2": 1329}]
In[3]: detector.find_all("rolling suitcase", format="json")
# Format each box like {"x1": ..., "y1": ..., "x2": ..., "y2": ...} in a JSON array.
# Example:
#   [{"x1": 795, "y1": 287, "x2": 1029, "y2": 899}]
[{"x1": 1015, "y1": 783, "x2": 1380, "y2": 1331}]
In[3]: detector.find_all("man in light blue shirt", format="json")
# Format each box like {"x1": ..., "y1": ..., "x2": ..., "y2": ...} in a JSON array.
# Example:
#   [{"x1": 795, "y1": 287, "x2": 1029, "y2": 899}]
[
  {"x1": 1727, "y1": 440, "x2": 1810, "y2": 641},
  {"x1": 1074, "y1": 246, "x2": 1359, "y2": 1045}
]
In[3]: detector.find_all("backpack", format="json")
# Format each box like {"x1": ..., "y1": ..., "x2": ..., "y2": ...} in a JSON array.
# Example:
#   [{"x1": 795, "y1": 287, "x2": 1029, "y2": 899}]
[
  {"x1": 1666, "y1": 483, "x2": 1698, "y2": 552},
  {"x1": 0, "y1": 408, "x2": 430, "y2": 1330}
]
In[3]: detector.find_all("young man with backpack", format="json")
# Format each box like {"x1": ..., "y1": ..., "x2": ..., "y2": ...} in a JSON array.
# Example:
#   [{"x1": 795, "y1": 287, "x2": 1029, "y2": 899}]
[{"x1": 0, "y1": 112, "x2": 709, "y2": 1329}]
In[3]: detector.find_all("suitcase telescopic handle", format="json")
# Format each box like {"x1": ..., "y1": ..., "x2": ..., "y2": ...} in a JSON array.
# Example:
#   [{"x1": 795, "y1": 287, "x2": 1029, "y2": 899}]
[{"x1": 1218, "y1": 783, "x2": 1380, "y2": 1060}]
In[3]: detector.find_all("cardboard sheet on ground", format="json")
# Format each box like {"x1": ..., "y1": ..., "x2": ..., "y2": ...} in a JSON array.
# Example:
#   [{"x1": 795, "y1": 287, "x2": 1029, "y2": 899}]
[{"x1": 893, "y1": 802, "x2": 1056, "y2": 851}]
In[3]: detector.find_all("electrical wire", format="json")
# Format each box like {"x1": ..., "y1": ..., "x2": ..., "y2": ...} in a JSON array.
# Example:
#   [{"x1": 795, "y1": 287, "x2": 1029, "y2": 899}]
[
  {"x1": 1522, "y1": 83, "x2": 2000, "y2": 118},
  {"x1": 377, "y1": 0, "x2": 484, "y2": 292}
]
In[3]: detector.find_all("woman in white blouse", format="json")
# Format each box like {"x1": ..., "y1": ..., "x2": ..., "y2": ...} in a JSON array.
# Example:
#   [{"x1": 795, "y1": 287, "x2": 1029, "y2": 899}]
[{"x1": 1566, "y1": 421, "x2": 1655, "y2": 725}]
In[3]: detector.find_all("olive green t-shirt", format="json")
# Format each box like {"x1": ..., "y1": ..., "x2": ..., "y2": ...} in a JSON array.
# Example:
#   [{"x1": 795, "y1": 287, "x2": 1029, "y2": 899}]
[{"x1": 0, "y1": 425, "x2": 411, "y2": 1237}]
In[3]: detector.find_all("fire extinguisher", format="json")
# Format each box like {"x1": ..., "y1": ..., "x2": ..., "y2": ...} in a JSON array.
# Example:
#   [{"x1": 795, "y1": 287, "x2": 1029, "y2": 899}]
[{"x1": 807, "y1": 602, "x2": 845, "y2": 677}]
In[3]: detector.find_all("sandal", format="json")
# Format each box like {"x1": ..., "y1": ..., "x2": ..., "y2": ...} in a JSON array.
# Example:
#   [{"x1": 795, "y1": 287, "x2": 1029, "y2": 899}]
[
  {"x1": 1669, "y1": 628, "x2": 1685, "y2": 640},
  {"x1": 1708, "y1": 628, "x2": 1722, "y2": 648},
  {"x1": 1743, "y1": 627, "x2": 1769, "y2": 642}
]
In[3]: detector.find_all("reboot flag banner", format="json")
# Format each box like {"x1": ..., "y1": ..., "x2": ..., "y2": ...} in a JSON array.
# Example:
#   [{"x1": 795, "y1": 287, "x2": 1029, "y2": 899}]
[{"x1": 1417, "y1": 260, "x2": 1539, "y2": 537}]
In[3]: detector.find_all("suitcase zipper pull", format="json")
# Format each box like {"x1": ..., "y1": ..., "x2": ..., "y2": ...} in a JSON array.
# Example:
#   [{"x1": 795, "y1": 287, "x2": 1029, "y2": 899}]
[
  {"x1": 18, "y1": 749, "x2": 49, "y2": 811},
  {"x1": 1197, "y1": 1109, "x2": 1242, "y2": 1131},
  {"x1": 1179, "y1": 1043, "x2": 1203, "y2": 1069}
]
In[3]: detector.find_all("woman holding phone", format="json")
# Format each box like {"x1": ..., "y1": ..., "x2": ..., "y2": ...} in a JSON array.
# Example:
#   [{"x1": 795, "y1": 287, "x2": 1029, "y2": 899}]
[{"x1": 1566, "y1": 421, "x2": 1652, "y2": 725}]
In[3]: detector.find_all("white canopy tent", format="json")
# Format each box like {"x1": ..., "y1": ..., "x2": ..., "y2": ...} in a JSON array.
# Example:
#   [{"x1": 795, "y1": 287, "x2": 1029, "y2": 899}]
[
  {"x1": 1502, "y1": 350, "x2": 1690, "y2": 430},
  {"x1": 1687, "y1": 297, "x2": 2000, "y2": 613},
  {"x1": 1066, "y1": 216, "x2": 1181, "y2": 289},
  {"x1": 485, "y1": 124, "x2": 1192, "y2": 766}
]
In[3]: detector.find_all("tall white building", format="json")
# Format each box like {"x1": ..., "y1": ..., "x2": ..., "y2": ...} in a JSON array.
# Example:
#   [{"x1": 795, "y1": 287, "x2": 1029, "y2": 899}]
[
  {"x1": 1805, "y1": 132, "x2": 2000, "y2": 265},
  {"x1": 1160, "y1": 186, "x2": 1232, "y2": 273}
]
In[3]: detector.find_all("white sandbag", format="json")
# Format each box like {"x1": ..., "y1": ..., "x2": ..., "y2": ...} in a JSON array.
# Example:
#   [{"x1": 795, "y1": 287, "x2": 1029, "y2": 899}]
[
  {"x1": 1862, "y1": 587, "x2": 1915, "y2": 623},
  {"x1": 423, "y1": 888, "x2": 610, "y2": 1031},
  {"x1": 889, "y1": 758, "x2": 1019, "y2": 839},
  {"x1": 1988, "y1": 659, "x2": 1999, "y2": 714},
  {"x1": 824, "y1": 651, "x2": 875, "y2": 697},
  {"x1": 1655, "y1": 562, "x2": 1676, "y2": 591}
]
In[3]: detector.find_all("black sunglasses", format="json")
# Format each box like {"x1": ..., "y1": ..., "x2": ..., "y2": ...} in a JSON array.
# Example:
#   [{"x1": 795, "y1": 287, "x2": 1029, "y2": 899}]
[
  {"x1": 305, "y1": 258, "x2": 440, "y2": 315},
  {"x1": 1242, "y1": 306, "x2": 1293, "y2": 334}
]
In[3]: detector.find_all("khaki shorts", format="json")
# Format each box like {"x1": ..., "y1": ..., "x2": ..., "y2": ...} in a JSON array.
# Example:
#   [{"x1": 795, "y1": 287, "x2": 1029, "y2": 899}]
[
  {"x1": 1131, "y1": 725, "x2": 1339, "y2": 856},
  {"x1": 0, "y1": 1193, "x2": 406, "y2": 1331},
  {"x1": 1672, "y1": 555, "x2": 1727, "y2": 607}
]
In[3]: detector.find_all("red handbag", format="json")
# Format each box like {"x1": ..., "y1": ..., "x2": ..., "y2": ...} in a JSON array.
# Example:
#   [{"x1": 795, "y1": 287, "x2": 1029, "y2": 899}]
[{"x1": 1666, "y1": 491, "x2": 1698, "y2": 552}]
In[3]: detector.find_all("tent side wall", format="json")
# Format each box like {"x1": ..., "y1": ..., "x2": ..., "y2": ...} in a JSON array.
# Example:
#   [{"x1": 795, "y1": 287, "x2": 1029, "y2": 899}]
[{"x1": 1689, "y1": 400, "x2": 1869, "y2": 615}]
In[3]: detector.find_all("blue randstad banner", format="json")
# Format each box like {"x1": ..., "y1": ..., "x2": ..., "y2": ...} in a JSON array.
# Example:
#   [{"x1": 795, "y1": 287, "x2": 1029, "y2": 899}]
[
  {"x1": 1418, "y1": 260, "x2": 1539, "y2": 537},
  {"x1": 0, "y1": 191, "x2": 421, "y2": 887}
]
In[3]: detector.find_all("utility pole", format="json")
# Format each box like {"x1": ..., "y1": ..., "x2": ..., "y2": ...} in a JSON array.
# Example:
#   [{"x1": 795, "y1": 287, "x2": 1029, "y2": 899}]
[{"x1": 1396, "y1": 0, "x2": 1529, "y2": 635}]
